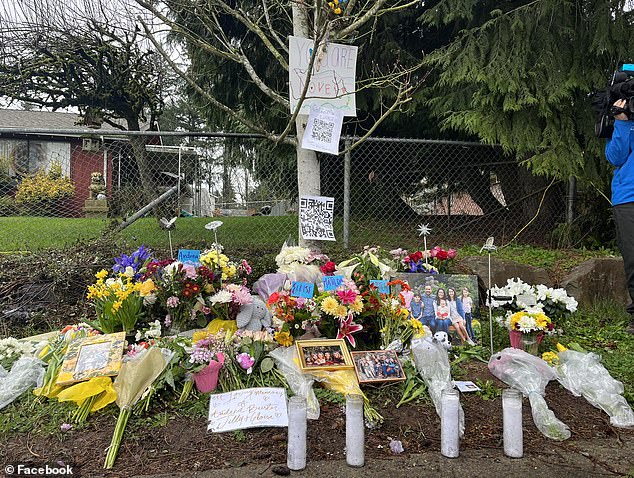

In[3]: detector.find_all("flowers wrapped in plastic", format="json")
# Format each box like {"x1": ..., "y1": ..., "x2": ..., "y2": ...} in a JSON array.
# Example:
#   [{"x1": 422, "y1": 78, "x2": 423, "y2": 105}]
[
  {"x1": 553, "y1": 346, "x2": 634, "y2": 428},
  {"x1": 0, "y1": 356, "x2": 45, "y2": 410},
  {"x1": 488, "y1": 348, "x2": 570, "y2": 441},
  {"x1": 410, "y1": 337, "x2": 464, "y2": 437},
  {"x1": 104, "y1": 347, "x2": 171, "y2": 469},
  {"x1": 269, "y1": 346, "x2": 320, "y2": 420}
]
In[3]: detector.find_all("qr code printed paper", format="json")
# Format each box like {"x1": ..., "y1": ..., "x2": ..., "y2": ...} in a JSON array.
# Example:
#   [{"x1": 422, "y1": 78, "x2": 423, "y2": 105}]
[
  {"x1": 310, "y1": 118, "x2": 335, "y2": 143},
  {"x1": 299, "y1": 196, "x2": 336, "y2": 241}
]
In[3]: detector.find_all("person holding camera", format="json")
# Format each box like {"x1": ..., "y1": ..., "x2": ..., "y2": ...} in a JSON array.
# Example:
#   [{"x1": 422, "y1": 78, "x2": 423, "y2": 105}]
[{"x1": 606, "y1": 98, "x2": 634, "y2": 334}]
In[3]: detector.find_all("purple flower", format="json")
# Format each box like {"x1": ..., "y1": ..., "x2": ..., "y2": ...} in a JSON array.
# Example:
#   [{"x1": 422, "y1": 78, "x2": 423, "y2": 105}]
[
  {"x1": 60, "y1": 423, "x2": 73, "y2": 432},
  {"x1": 164, "y1": 314, "x2": 172, "y2": 328},
  {"x1": 166, "y1": 296, "x2": 180, "y2": 308},
  {"x1": 113, "y1": 245, "x2": 152, "y2": 279}
]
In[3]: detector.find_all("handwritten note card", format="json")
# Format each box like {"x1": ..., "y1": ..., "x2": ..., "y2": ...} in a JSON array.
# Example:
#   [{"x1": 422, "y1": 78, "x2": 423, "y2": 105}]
[
  {"x1": 370, "y1": 279, "x2": 390, "y2": 294},
  {"x1": 208, "y1": 387, "x2": 288, "y2": 432},
  {"x1": 177, "y1": 249, "x2": 201, "y2": 265},
  {"x1": 323, "y1": 275, "x2": 344, "y2": 291},
  {"x1": 291, "y1": 281, "x2": 314, "y2": 298}
]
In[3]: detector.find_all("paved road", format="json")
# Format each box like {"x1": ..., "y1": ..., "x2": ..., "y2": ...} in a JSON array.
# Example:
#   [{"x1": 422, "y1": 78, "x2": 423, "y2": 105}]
[{"x1": 135, "y1": 438, "x2": 634, "y2": 478}]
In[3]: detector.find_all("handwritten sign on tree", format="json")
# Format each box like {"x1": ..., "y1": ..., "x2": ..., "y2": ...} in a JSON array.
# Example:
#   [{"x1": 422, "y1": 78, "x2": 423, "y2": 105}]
[
  {"x1": 289, "y1": 35, "x2": 357, "y2": 116},
  {"x1": 207, "y1": 387, "x2": 288, "y2": 433}
]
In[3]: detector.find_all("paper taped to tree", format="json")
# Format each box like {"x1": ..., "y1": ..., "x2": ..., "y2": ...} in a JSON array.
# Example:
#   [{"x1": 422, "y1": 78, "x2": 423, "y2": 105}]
[{"x1": 299, "y1": 195, "x2": 336, "y2": 241}]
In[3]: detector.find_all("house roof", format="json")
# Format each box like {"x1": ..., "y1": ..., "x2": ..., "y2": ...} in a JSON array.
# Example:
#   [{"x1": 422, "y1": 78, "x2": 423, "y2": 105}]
[{"x1": 0, "y1": 108, "x2": 127, "y2": 131}]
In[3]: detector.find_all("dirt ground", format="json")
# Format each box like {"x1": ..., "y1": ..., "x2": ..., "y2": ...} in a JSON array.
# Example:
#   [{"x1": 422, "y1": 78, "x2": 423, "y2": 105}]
[
  {"x1": 1, "y1": 242, "x2": 633, "y2": 477},
  {"x1": 2, "y1": 360, "x2": 633, "y2": 477}
]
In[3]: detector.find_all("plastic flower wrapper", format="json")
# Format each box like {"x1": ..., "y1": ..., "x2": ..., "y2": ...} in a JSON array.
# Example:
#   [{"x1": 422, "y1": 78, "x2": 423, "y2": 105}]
[
  {"x1": 0, "y1": 337, "x2": 34, "y2": 370},
  {"x1": 269, "y1": 346, "x2": 320, "y2": 419},
  {"x1": 308, "y1": 368, "x2": 383, "y2": 425},
  {"x1": 410, "y1": 338, "x2": 464, "y2": 437},
  {"x1": 104, "y1": 347, "x2": 170, "y2": 469},
  {"x1": 253, "y1": 273, "x2": 288, "y2": 302},
  {"x1": 35, "y1": 323, "x2": 100, "y2": 399},
  {"x1": 0, "y1": 356, "x2": 45, "y2": 410},
  {"x1": 56, "y1": 376, "x2": 117, "y2": 423},
  {"x1": 553, "y1": 345, "x2": 634, "y2": 428},
  {"x1": 488, "y1": 348, "x2": 570, "y2": 440}
]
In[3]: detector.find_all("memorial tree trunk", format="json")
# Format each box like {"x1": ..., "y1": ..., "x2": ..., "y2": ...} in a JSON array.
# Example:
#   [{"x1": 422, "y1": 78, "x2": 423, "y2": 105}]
[{"x1": 293, "y1": 3, "x2": 321, "y2": 250}]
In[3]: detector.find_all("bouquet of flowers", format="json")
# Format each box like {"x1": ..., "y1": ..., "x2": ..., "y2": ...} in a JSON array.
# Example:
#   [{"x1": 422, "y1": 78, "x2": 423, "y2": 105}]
[
  {"x1": 208, "y1": 283, "x2": 253, "y2": 321},
  {"x1": 145, "y1": 260, "x2": 217, "y2": 332},
  {"x1": 268, "y1": 291, "x2": 318, "y2": 345},
  {"x1": 86, "y1": 270, "x2": 149, "y2": 333},
  {"x1": 489, "y1": 278, "x2": 578, "y2": 321},
  {"x1": 396, "y1": 246, "x2": 457, "y2": 274},
  {"x1": 200, "y1": 244, "x2": 251, "y2": 283},
  {"x1": 376, "y1": 296, "x2": 425, "y2": 350},
  {"x1": 337, "y1": 246, "x2": 396, "y2": 289},
  {"x1": 316, "y1": 280, "x2": 364, "y2": 346},
  {"x1": 0, "y1": 337, "x2": 33, "y2": 370},
  {"x1": 504, "y1": 310, "x2": 553, "y2": 334}
]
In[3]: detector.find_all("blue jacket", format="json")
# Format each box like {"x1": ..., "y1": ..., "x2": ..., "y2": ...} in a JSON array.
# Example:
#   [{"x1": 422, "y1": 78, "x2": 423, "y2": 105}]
[{"x1": 606, "y1": 120, "x2": 634, "y2": 206}]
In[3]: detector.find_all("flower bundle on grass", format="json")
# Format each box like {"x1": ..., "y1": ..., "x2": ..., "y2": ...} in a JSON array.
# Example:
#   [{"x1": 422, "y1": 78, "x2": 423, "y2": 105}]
[
  {"x1": 144, "y1": 260, "x2": 216, "y2": 332},
  {"x1": 489, "y1": 278, "x2": 578, "y2": 337},
  {"x1": 376, "y1": 295, "x2": 423, "y2": 350},
  {"x1": 220, "y1": 330, "x2": 285, "y2": 391},
  {"x1": 0, "y1": 337, "x2": 33, "y2": 370},
  {"x1": 104, "y1": 347, "x2": 171, "y2": 469},
  {"x1": 87, "y1": 247, "x2": 157, "y2": 334}
]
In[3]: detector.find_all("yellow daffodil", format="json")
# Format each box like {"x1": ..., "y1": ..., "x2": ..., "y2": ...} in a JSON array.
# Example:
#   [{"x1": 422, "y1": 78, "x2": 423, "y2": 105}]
[
  {"x1": 95, "y1": 269, "x2": 108, "y2": 280},
  {"x1": 334, "y1": 7, "x2": 341, "y2": 14},
  {"x1": 111, "y1": 300, "x2": 123, "y2": 314}
]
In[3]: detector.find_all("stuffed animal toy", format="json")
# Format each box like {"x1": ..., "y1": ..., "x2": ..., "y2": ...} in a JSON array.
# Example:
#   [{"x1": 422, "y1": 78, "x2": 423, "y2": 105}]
[
  {"x1": 236, "y1": 295, "x2": 272, "y2": 331},
  {"x1": 432, "y1": 331, "x2": 452, "y2": 351}
]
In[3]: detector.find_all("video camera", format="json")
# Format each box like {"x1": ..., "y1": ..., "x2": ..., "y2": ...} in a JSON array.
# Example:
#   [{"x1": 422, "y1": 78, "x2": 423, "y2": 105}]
[{"x1": 593, "y1": 64, "x2": 634, "y2": 138}]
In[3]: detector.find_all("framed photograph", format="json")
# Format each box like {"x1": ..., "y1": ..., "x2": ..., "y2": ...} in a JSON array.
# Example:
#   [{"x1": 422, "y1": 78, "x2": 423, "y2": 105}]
[
  {"x1": 351, "y1": 350, "x2": 406, "y2": 384},
  {"x1": 56, "y1": 332, "x2": 126, "y2": 386},
  {"x1": 295, "y1": 339, "x2": 354, "y2": 372},
  {"x1": 392, "y1": 273, "x2": 480, "y2": 340}
]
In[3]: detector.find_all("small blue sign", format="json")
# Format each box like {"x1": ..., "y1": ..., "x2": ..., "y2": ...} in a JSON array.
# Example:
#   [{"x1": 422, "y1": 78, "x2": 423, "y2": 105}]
[
  {"x1": 291, "y1": 281, "x2": 314, "y2": 298},
  {"x1": 323, "y1": 275, "x2": 344, "y2": 291},
  {"x1": 370, "y1": 279, "x2": 390, "y2": 294},
  {"x1": 177, "y1": 249, "x2": 201, "y2": 265}
]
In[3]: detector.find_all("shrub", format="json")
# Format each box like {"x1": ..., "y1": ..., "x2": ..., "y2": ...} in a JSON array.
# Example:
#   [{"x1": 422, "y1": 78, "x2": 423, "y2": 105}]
[{"x1": 15, "y1": 162, "x2": 75, "y2": 216}]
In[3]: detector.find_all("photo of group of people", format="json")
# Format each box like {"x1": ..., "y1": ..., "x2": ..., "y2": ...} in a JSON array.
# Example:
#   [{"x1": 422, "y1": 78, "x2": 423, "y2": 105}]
[
  {"x1": 395, "y1": 273, "x2": 479, "y2": 346},
  {"x1": 351, "y1": 350, "x2": 405, "y2": 383},
  {"x1": 296, "y1": 339, "x2": 355, "y2": 371}
]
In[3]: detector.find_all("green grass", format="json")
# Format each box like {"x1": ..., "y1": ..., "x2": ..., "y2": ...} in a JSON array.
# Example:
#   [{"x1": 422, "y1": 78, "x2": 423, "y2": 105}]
[
  {"x1": 0, "y1": 216, "x2": 109, "y2": 252},
  {"x1": 556, "y1": 300, "x2": 634, "y2": 404}
]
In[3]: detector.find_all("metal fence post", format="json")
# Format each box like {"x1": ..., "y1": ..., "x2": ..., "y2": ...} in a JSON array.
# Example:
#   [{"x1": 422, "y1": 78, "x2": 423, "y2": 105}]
[
  {"x1": 343, "y1": 138, "x2": 351, "y2": 249},
  {"x1": 566, "y1": 175, "x2": 576, "y2": 224}
]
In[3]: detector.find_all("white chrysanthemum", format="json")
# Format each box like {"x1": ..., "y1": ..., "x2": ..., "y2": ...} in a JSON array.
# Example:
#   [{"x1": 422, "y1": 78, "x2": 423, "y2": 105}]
[
  {"x1": 517, "y1": 315, "x2": 538, "y2": 332},
  {"x1": 210, "y1": 290, "x2": 233, "y2": 304},
  {"x1": 275, "y1": 246, "x2": 311, "y2": 267}
]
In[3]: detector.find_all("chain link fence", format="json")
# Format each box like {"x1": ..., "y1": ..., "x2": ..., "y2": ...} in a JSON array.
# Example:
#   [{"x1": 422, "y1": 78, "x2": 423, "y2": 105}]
[{"x1": 0, "y1": 127, "x2": 571, "y2": 252}]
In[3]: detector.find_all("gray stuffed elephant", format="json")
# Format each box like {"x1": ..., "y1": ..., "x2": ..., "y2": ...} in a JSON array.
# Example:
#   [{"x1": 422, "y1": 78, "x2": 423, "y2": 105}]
[{"x1": 236, "y1": 295, "x2": 272, "y2": 331}]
